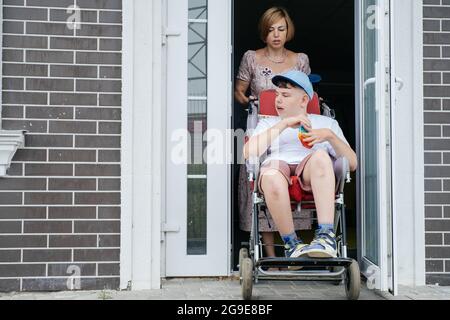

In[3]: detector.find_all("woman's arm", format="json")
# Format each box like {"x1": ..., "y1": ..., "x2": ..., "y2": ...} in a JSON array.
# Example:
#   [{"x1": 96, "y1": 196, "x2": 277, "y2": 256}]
[
  {"x1": 235, "y1": 51, "x2": 254, "y2": 106},
  {"x1": 298, "y1": 53, "x2": 311, "y2": 75},
  {"x1": 234, "y1": 79, "x2": 251, "y2": 106}
]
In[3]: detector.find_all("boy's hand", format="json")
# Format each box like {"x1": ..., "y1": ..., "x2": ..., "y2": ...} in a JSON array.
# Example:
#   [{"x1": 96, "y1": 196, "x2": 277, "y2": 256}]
[
  {"x1": 283, "y1": 115, "x2": 312, "y2": 131},
  {"x1": 302, "y1": 129, "x2": 334, "y2": 147}
]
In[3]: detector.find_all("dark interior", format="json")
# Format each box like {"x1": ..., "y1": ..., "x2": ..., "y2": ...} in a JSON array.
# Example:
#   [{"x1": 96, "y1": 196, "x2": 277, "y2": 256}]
[{"x1": 231, "y1": 0, "x2": 356, "y2": 270}]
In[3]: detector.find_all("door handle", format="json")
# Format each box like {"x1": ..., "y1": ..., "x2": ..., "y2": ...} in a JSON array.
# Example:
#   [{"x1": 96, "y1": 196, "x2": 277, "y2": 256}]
[
  {"x1": 395, "y1": 77, "x2": 404, "y2": 91},
  {"x1": 363, "y1": 77, "x2": 379, "y2": 113},
  {"x1": 363, "y1": 61, "x2": 380, "y2": 113},
  {"x1": 364, "y1": 77, "x2": 376, "y2": 90},
  {"x1": 162, "y1": 28, "x2": 181, "y2": 46},
  {"x1": 162, "y1": 223, "x2": 180, "y2": 233}
]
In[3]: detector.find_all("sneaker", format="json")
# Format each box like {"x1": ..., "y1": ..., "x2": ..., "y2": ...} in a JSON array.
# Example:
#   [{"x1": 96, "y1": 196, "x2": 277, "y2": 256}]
[
  {"x1": 301, "y1": 228, "x2": 338, "y2": 258},
  {"x1": 284, "y1": 241, "x2": 308, "y2": 259}
]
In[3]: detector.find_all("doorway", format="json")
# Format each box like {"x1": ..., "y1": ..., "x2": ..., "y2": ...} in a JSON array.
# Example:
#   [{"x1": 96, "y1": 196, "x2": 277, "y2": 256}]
[
  {"x1": 161, "y1": 0, "x2": 394, "y2": 292},
  {"x1": 231, "y1": 0, "x2": 357, "y2": 270}
]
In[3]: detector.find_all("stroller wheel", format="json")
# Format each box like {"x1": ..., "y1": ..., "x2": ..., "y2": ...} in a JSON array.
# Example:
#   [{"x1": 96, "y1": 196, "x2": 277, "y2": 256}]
[
  {"x1": 241, "y1": 258, "x2": 254, "y2": 300},
  {"x1": 238, "y1": 248, "x2": 249, "y2": 283},
  {"x1": 345, "y1": 260, "x2": 361, "y2": 300}
]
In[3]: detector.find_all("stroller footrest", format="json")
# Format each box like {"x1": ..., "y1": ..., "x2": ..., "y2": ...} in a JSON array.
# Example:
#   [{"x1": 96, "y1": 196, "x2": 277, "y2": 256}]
[{"x1": 256, "y1": 257, "x2": 353, "y2": 268}]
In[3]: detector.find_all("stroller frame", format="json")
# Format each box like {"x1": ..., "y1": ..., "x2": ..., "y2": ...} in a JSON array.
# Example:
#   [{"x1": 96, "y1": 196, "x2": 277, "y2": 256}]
[{"x1": 238, "y1": 87, "x2": 361, "y2": 300}]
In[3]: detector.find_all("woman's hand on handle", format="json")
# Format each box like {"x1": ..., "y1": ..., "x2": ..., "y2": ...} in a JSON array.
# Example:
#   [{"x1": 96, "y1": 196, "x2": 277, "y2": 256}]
[{"x1": 234, "y1": 79, "x2": 252, "y2": 106}]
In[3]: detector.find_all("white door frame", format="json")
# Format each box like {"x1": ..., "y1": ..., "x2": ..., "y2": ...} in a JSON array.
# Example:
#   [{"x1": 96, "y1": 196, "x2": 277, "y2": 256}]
[
  {"x1": 120, "y1": 0, "x2": 164, "y2": 290},
  {"x1": 119, "y1": 0, "x2": 424, "y2": 291},
  {"x1": 356, "y1": 0, "x2": 392, "y2": 292},
  {"x1": 391, "y1": 0, "x2": 425, "y2": 289},
  {"x1": 163, "y1": 0, "x2": 231, "y2": 277},
  {"x1": 355, "y1": 0, "x2": 425, "y2": 294}
]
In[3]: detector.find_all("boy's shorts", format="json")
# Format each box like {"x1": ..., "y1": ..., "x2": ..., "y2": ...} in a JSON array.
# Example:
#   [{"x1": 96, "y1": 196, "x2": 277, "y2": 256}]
[{"x1": 258, "y1": 154, "x2": 314, "y2": 195}]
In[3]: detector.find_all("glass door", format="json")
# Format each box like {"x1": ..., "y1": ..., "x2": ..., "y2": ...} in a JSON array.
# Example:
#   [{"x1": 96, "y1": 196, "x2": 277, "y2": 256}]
[
  {"x1": 357, "y1": 0, "x2": 394, "y2": 292},
  {"x1": 164, "y1": 0, "x2": 230, "y2": 276}
]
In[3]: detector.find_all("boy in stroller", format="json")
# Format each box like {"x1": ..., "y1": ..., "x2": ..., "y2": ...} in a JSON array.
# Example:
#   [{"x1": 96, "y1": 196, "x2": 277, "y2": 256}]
[{"x1": 243, "y1": 70, "x2": 358, "y2": 260}]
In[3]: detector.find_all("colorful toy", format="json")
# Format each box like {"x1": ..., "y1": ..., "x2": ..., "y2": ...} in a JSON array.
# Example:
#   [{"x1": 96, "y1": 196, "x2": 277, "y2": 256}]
[{"x1": 298, "y1": 125, "x2": 312, "y2": 149}]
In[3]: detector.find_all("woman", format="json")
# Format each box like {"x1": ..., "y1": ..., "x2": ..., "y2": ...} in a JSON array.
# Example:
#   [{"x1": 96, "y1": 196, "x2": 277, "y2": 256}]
[{"x1": 235, "y1": 7, "x2": 312, "y2": 262}]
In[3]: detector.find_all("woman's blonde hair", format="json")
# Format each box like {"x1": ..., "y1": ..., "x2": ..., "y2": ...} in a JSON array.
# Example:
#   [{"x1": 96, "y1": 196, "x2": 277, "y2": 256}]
[{"x1": 258, "y1": 7, "x2": 295, "y2": 43}]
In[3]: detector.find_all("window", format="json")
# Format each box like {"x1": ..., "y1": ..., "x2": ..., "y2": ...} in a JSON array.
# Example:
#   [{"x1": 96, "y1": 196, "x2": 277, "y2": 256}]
[{"x1": 187, "y1": 0, "x2": 208, "y2": 255}]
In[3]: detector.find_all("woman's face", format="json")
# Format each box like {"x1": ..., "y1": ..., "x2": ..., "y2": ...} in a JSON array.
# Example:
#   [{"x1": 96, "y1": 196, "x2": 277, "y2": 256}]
[{"x1": 265, "y1": 18, "x2": 288, "y2": 49}]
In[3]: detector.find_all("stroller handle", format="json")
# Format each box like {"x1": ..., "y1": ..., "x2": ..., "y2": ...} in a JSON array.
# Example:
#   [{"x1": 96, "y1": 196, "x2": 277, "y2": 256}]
[{"x1": 246, "y1": 99, "x2": 259, "y2": 115}]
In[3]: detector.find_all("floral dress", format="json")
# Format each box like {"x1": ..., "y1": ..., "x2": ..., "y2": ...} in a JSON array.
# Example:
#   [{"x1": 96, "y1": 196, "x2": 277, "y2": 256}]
[{"x1": 236, "y1": 50, "x2": 312, "y2": 232}]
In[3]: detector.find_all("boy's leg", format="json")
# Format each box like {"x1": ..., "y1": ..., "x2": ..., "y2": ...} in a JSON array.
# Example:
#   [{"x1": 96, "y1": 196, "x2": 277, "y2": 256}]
[
  {"x1": 301, "y1": 149, "x2": 335, "y2": 225},
  {"x1": 299, "y1": 149, "x2": 338, "y2": 258},
  {"x1": 260, "y1": 169, "x2": 294, "y2": 235},
  {"x1": 260, "y1": 168, "x2": 307, "y2": 258}
]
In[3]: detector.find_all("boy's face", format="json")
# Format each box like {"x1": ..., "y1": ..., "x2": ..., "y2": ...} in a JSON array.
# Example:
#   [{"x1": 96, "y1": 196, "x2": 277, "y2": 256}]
[{"x1": 275, "y1": 83, "x2": 310, "y2": 118}]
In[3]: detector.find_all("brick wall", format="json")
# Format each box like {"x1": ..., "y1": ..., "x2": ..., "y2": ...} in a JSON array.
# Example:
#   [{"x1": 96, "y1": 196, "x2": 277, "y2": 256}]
[
  {"x1": 0, "y1": 0, "x2": 122, "y2": 291},
  {"x1": 423, "y1": 0, "x2": 450, "y2": 285}
]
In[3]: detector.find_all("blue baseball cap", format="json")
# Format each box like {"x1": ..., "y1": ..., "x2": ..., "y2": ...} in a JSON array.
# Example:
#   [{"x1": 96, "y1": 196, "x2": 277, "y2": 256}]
[{"x1": 272, "y1": 70, "x2": 314, "y2": 100}]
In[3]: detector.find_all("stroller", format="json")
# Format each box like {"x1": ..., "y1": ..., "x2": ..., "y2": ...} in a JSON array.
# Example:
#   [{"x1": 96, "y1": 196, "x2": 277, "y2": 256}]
[{"x1": 238, "y1": 78, "x2": 361, "y2": 300}]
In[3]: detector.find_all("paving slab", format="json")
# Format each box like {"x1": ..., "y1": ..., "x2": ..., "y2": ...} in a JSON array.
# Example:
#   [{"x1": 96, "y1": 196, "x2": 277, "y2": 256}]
[
  {"x1": 0, "y1": 277, "x2": 387, "y2": 300},
  {"x1": 1, "y1": 278, "x2": 449, "y2": 300}
]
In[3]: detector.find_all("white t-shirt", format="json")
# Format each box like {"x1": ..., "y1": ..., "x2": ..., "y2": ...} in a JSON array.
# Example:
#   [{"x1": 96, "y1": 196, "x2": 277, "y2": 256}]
[{"x1": 251, "y1": 114, "x2": 350, "y2": 165}]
